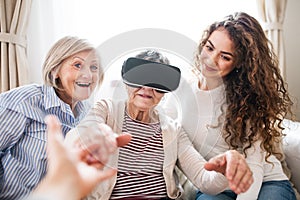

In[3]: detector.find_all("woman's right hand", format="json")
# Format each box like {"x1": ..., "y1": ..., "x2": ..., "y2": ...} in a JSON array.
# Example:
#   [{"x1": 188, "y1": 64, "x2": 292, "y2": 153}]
[{"x1": 204, "y1": 150, "x2": 254, "y2": 194}]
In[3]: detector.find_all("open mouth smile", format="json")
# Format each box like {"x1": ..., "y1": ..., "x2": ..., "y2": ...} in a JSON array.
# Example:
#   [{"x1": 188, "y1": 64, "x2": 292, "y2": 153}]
[{"x1": 75, "y1": 82, "x2": 92, "y2": 87}]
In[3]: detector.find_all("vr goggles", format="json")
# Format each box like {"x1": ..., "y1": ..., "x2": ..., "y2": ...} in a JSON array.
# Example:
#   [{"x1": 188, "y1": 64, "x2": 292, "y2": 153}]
[{"x1": 121, "y1": 57, "x2": 181, "y2": 93}]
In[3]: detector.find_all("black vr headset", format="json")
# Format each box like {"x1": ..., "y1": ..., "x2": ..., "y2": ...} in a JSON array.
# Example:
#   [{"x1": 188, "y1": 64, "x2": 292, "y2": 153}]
[{"x1": 121, "y1": 57, "x2": 181, "y2": 93}]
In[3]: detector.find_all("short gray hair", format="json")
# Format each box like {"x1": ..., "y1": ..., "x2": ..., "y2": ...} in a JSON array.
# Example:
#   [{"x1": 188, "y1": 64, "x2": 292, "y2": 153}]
[{"x1": 135, "y1": 49, "x2": 170, "y2": 64}]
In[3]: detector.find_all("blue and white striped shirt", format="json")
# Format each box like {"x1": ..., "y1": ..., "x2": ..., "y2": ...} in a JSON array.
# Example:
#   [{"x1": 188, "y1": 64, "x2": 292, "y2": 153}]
[{"x1": 0, "y1": 84, "x2": 89, "y2": 200}]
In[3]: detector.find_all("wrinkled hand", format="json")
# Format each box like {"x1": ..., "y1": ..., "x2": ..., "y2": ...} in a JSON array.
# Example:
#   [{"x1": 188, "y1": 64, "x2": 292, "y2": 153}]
[
  {"x1": 204, "y1": 150, "x2": 253, "y2": 194},
  {"x1": 66, "y1": 120, "x2": 131, "y2": 167},
  {"x1": 31, "y1": 115, "x2": 131, "y2": 200}
]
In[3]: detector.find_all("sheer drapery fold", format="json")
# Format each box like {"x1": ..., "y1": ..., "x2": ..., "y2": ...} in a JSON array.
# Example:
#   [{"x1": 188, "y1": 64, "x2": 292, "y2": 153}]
[
  {"x1": 0, "y1": 0, "x2": 32, "y2": 92},
  {"x1": 256, "y1": 0, "x2": 287, "y2": 80}
]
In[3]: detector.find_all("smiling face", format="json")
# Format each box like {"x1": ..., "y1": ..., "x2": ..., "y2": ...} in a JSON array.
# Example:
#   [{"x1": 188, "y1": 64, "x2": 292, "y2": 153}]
[
  {"x1": 54, "y1": 50, "x2": 100, "y2": 107},
  {"x1": 127, "y1": 85, "x2": 164, "y2": 112},
  {"x1": 199, "y1": 29, "x2": 236, "y2": 80}
]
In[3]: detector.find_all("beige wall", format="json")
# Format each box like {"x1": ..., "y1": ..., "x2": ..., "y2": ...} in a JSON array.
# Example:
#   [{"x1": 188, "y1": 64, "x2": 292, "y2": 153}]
[{"x1": 284, "y1": 0, "x2": 300, "y2": 120}]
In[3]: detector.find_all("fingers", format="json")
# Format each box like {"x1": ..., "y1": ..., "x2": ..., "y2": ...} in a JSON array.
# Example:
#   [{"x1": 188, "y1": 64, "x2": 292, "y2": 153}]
[
  {"x1": 225, "y1": 150, "x2": 253, "y2": 194},
  {"x1": 224, "y1": 150, "x2": 240, "y2": 181},
  {"x1": 205, "y1": 150, "x2": 254, "y2": 194},
  {"x1": 77, "y1": 123, "x2": 116, "y2": 164},
  {"x1": 76, "y1": 123, "x2": 131, "y2": 165},
  {"x1": 98, "y1": 123, "x2": 118, "y2": 153},
  {"x1": 76, "y1": 147, "x2": 104, "y2": 167},
  {"x1": 237, "y1": 168, "x2": 253, "y2": 193},
  {"x1": 82, "y1": 137, "x2": 110, "y2": 164},
  {"x1": 228, "y1": 158, "x2": 253, "y2": 194}
]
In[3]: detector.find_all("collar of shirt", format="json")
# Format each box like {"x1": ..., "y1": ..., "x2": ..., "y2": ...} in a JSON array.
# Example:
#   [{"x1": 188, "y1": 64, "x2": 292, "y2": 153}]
[{"x1": 43, "y1": 85, "x2": 89, "y2": 123}]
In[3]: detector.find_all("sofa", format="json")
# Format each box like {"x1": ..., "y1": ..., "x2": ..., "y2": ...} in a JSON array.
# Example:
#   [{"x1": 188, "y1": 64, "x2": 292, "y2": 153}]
[{"x1": 282, "y1": 119, "x2": 300, "y2": 199}]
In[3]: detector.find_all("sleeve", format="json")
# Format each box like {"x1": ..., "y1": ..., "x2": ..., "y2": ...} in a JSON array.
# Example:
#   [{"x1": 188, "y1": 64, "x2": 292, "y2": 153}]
[
  {"x1": 236, "y1": 140, "x2": 264, "y2": 200},
  {"x1": 176, "y1": 125, "x2": 229, "y2": 195},
  {"x1": 0, "y1": 106, "x2": 28, "y2": 152},
  {"x1": 0, "y1": 106, "x2": 28, "y2": 189}
]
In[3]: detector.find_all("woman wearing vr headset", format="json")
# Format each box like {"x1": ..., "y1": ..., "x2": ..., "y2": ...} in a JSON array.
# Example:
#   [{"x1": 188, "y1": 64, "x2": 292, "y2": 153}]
[
  {"x1": 164, "y1": 12, "x2": 296, "y2": 200},
  {"x1": 66, "y1": 50, "x2": 253, "y2": 200}
]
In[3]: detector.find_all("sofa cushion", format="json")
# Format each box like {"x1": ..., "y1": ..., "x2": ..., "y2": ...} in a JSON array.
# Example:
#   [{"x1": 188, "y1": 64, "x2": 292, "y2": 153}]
[{"x1": 282, "y1": 119, "x2": 300, "y2": 192}]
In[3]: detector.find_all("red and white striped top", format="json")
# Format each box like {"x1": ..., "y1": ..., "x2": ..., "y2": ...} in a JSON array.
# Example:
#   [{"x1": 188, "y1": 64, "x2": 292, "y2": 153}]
[{"x1": 110, "y1": 112, "x2": 167, "y2": 199}]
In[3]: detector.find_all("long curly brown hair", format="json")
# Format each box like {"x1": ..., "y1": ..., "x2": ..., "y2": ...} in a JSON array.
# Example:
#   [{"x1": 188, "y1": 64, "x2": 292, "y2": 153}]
[{"x1": 195, "y1": 12, "x2": 293, "y2": 161}]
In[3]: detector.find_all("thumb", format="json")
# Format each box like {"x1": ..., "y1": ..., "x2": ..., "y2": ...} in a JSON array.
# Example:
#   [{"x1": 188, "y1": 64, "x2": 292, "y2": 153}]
[
  {"x1": 204, "y1": 162, "x2": 217, "y2": 171},
  {"x1": 116, "y1": 133, "x2": 132, "y2": 147},
  {"x1": 45, "y1": 115, "x2": 64, "y2": 152},
  {"x1": 45, "y1": 115, "x2": 63, "y2": 140}
]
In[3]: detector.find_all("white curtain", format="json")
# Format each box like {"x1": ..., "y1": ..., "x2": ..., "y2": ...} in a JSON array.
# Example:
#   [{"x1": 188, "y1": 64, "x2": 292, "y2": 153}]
[
  {"x1": 256, "y1": 0, "x2": 287, "y2": 80},
  {"x1": 0, "y1": 0, "x2": 32, "y2": 92}
]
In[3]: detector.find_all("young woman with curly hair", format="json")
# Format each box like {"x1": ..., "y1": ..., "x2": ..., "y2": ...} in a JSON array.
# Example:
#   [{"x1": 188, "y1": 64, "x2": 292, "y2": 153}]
[{"x1": 164, "y1": 12, "x2": 296, "y2": 200}]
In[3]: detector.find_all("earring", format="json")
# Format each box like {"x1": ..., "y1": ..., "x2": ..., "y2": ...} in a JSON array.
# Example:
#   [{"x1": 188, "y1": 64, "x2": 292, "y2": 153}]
[{"x1": 235, "y1": 68, "x2": 239, "y2": 73}]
